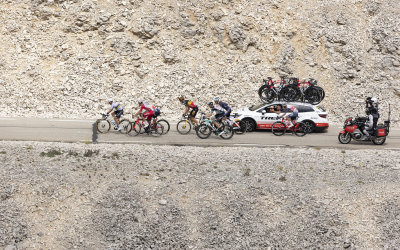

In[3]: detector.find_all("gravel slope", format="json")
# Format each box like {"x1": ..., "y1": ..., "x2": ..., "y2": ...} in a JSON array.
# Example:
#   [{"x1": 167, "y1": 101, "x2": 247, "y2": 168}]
[{"x1": 0, "y1": 141, "x2": 400, "y2": 249}]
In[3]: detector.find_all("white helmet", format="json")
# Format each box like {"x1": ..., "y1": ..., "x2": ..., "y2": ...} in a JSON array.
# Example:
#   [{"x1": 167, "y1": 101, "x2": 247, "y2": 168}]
[
  {"x1": 137, "y1": 99, "x2": 143, "y2": 104},
  {"x1": 108, "y1": 98, "x2": 113, "y2": 103},
  {"x1": 371, "y1": 97, "x2": 377, "y2": 103}
]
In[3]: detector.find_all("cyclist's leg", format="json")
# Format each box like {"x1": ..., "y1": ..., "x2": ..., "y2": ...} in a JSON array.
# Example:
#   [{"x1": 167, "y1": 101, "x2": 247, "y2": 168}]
[
  {"x1": 190, "y1": 108, "x2": 199, "y2": 126},
  {"x1": 110, "y1": 111, "x2": 120, "y2": 125}
]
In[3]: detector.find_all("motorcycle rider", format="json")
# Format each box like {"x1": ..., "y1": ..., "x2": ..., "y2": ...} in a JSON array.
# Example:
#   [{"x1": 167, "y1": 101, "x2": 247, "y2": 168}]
[
  {"x1": 365, "y1": 97, "x2": 379, "y2": 134},
  {"x1": 362, "y1": 109, "x2": 374, "y2": 138}
]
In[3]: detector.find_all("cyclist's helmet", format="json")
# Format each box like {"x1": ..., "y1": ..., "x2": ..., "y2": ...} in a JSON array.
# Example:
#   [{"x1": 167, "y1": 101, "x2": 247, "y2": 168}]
[
  {"x1": 208, "y1": 102, "x2": 213, "y2": 106},
  {"x1": 108, "y1": 98, "x2": 113, "y2": 104},
  {"x1": 178, "y1": 96, "x2": 184, "y2": 102},
  {"x1": 213, "y1": 97, "x2": 220, "y2": 102},
  {"x1": 137, "y1": 100, "x2": 143, "y2": 105}
]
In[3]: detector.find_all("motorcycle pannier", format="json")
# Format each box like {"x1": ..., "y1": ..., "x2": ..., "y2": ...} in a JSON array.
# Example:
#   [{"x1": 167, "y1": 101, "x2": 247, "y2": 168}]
[{"x1": 377, "y1": 128, "x2": 386, "y2": 137}]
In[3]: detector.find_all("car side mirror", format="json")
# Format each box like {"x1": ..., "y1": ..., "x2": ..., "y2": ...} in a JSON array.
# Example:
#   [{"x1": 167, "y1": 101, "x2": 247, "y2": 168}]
[{"x1": 261, "y1": 110, "x2": 266, "y2": 114}]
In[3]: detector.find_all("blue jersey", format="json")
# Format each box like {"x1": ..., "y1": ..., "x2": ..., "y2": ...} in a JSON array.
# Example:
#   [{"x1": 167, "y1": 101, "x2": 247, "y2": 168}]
[{"x1": 219, "y1": 101, "x2": 231, "y2": 113}]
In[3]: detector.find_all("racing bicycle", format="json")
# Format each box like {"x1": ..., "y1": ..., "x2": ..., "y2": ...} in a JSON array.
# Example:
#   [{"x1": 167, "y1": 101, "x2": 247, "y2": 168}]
[
  {"x1": 151, "y1": 116, "x2": 170, "y2": 135},
  {"x1": 258, "y1": 76, "x2": 291, "y2": 103},
  {"x1": 226, "y1": 114, "x2": 247, "y2": 134},
  {"x1": 96, "y1": 113, "x2": 127, "y2": 134},
  {"x1": 271, "y1": 117, "x2": 307, "y2": 137},
  {"x1": 279, "y1": 78, "x2": 323, "y2": 104},
  {"x1": 176, "y1": 113, "x2": 206, "y2": 135},
  {"x1": 126, "y1": 116, "x2": 164, "y2": 137},
  {"x1": 196, "y1": 118, "x2": 234, "y2": 139}
]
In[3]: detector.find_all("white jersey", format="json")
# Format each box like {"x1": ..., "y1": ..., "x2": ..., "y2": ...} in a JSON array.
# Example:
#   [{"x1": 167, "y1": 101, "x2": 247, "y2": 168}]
[{"x1": 110, "y1": 102, "x2": 123, "y2": 111}]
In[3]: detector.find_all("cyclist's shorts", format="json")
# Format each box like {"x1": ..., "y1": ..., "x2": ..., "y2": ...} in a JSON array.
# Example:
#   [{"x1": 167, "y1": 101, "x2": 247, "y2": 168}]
[
  {"x1": 189, "y1": 107, "x2": 198, "y2": 118},
  {"x1": 143, "y1": 111, "x2": 154, "y2": 120},
  {"x1": 114, "y1": 110, "x2": 124, "y2": 119},
  {"x1": 215, "y1": 113, "x2": 224, "y2": 122},
  {"x1": 225, "y1": 110, "x2": 231, "y2": 118},
  {"x1": 289, "y1": 114, "x2": 298, "y2": 121}
]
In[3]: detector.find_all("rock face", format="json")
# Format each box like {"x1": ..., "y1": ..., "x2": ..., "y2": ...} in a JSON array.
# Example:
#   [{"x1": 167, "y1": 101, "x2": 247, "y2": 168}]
[{"x1": 0, "y1": 0, "x2": 399, "y2": 123}]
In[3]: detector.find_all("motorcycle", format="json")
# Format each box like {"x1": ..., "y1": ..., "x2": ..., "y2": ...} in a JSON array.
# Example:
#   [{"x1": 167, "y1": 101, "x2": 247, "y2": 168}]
[{"x1": 338, "y1": 105, "x2": 391, "y2": 145}]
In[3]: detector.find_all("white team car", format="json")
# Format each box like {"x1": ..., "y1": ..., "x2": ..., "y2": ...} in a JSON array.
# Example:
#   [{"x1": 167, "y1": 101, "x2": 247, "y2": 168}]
[{"x1": 233, "y1": 101, "x2": 329, "y2": 133}]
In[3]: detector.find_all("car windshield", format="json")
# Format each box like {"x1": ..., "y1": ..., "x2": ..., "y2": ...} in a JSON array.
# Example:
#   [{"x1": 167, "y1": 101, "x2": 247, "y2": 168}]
[{"x1": 249, "y1": 103, "x2": 266, "y2": 111}]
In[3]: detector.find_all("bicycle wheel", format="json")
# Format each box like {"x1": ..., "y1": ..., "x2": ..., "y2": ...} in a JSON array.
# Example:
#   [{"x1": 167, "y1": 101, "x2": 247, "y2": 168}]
[
  {"x1": 272, "y1": 122, "x2": 286, "y2": 136},
  {"x1": 118, "y1": 119, "x2": 132, "y2": 134},
  {"x1": 258, "y1": 85, "x2": 276, "y2": 103},
  {"x1": 294, "y1": 122, "x2": 307, "y2": 137},
  {"x1": 196, "y1": 124, "x2": 212, "y2": 139},
  {"x1": 220, "y1": 125, "x2": 234, "y2": 139},
  {"x1": 234, "y1": 120, "x2": 247, "y2": 135},
  {"x1": 304, "y1": 87, "x2": 321, "y2": 105},
  {"x1": 177, "y1": 119, "x2": 191, "y2": 134},
  {"x1": 150, "y1": 122, "x2": 164, "y2": 137},
  {"x1": 96, "y1": 119, "x2": 111, "y2": 133},
  {"x1": 128, "y1": 121, "x2": 141, "y2": 136},
  {"x1": 157, "y1": 119, "x2": 170, "y2": 134},
  {"x1": 314, "y1": 86, "x2": 325, "y2": 101},
  {"x1": 279, "y1": 85, "x2": 298, "y2": 102}
]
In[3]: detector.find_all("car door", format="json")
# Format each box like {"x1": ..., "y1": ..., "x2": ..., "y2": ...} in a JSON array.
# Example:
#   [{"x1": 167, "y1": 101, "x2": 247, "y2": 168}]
[{"x1": 256, "y1": 105, "x2": 280, "y2": 129}]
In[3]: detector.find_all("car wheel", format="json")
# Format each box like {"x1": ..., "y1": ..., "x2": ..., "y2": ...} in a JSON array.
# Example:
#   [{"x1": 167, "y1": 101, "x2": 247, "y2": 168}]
[
  {"x1": 302, "y1": 120, "x2": 315, "y2": 133},
  {"x1": 243, "y1": 118, "x2": 256, "y2": 132}
]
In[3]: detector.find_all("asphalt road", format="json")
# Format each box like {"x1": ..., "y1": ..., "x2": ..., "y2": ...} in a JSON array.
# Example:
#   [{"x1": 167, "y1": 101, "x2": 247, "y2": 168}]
[{"x1": 0, "y1": 118, "x2": 399, "y2": 150}]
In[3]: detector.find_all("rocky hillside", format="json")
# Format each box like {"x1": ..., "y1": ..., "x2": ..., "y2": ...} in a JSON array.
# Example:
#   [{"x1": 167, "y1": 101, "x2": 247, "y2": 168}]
[
  {"x1": 0, "y1": 0, "x2": 399, "y2": 122},
  {"x1": 1, "y1": 141, "x2": 400, "y2": 249}
]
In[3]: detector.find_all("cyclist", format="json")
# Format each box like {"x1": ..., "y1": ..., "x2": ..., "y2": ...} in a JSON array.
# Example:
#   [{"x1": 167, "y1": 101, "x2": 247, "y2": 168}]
[
  {"x1": 106, "y1": 98, "x2": 123, "y2": 131},
  {"x1": 279, "y1": 104, "x2": 298, "y2": 128},
  {"x1": 178, "y1": 96, "x2": 199, "y2": 127},
  {"x1": 133, "y1": 100, "x2": 154, "y2": 132},
  {"x1": 206, "y1": 101, "x2": 225, "y2": 133},
  {"x1": 214, "y1": 97, "x2": 231, "y2": 118}
]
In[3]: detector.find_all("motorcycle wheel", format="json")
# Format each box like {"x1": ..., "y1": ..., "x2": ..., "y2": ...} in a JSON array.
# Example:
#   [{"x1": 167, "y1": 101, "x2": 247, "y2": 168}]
[
  {"x1": 338, "y1": 132, "x2": 351, "y2": 144},
  {"x1": 258, "y1": 85, "x2": 276, "y2": 103},
  {"x1": 372, "y1": 136, "x2": 386, "y2": 145}
]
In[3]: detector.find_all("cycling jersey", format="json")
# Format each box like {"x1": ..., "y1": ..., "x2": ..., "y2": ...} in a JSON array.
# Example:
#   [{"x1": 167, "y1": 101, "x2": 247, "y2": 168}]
[
  {"x1": 217, "y1": 101, "x2": 231, "y2": 116},
  {"x1": 183, "y1": 100, "x2": 197, "y2": 109},
  {"x1": 110, "y1": 102, "x2": 123, "y2": 111},
  {"x1": 210, "y1": 105, "x2": 225, "y2": 116},
  {"x1": 139, "y1": 103, "x2": 153, "y2": 113}
]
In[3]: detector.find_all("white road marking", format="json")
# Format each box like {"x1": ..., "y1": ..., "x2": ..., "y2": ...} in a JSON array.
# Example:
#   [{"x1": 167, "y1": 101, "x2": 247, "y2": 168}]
[{"x1": 0, "y1": 118, "x2": 17, "y2": 121}]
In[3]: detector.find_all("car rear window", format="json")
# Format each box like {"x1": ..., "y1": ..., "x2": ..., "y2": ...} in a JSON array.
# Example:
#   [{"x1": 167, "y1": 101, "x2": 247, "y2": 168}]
[{"x1": 295, "y1": 105, "x2": 314, "y2": 113}]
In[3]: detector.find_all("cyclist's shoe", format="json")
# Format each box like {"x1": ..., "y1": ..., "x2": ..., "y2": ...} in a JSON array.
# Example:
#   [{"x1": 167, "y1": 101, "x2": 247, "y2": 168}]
[
  {"x1": 144, "y1": 126, "x2": 150, "y2": 133},
  {"x1": 114, "y1": 126, "x2": 118, "y2": 130},
  {"x1": 117, "y1": 125, "x2": 122, "y2": 131},
  {"x1": 218, "y1": 130, "x2": 225, "y2": 136}
]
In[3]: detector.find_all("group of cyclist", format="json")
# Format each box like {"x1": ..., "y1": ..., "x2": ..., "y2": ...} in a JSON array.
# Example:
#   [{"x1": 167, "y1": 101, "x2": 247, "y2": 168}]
[{"x1": 106, "y1": 95, "x2": 300, "y2": 134}]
